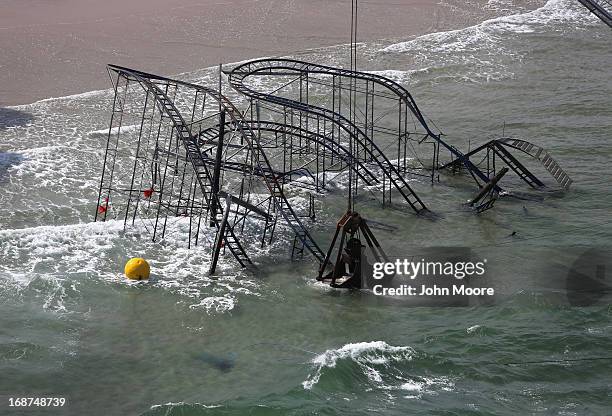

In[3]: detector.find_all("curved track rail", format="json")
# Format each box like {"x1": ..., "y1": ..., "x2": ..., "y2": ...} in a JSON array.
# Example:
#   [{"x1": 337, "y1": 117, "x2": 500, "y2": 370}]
[
  {"x1": 228, "y1": 58, "x2": 429, "y2": 213},
  {"x1": 196, "y1": 120, "x2": 380, "y2": 188},
  {"x1": 440, "y1": 137, "x2": 572, "y2": 190},
  {"x1": 228, "y1": 59, "x2": 495, "y2": 186},
  {"x1": 497, "y1": 138, "x2": 572, "y2": 189},
  {"x1": 228, "y1": 59, "x2": 437, "y2": 136}
]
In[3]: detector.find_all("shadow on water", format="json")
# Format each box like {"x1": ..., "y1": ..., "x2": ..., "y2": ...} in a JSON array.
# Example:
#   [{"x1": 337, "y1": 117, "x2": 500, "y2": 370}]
[
  {"x1": 0, "y1": 152, "x2": 24, "y2": 184},
  {"x1": 194, "y1": 352, "x2": 237, "y2": 373},
  {"x1": 0, "y1": 107, "x2": 34, "y2": 130}
]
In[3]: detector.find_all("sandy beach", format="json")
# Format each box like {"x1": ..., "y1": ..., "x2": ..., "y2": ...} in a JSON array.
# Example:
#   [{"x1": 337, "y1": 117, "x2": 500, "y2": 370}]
[{"x1": 0, "y1": 0, "x2": 503, "y2": 106}]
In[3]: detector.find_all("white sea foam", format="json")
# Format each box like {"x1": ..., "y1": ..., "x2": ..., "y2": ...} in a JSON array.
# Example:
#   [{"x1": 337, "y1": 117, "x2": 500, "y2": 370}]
[
  {"x1": 365, "y1": 70, "x2": 414, "y2": 83},
  {"x1": 150, "y1": 402, "x2": 222, "y2": 411},
  {"x1": 485, "y1": 0, "x2": 517, "y2": 12},
  {"x1": 379, "y1": 0, "x2": 597, "y2": 83},
  {"x1": 382, "y1": 0, "x2": 596, "y2": 55},
  {"x1": 302, "y1": 341, "x2": 456, "y2": 398},
  {"x1": 8, "y1": 145, "x2": 97, "y2": 189},
  {"x1": 467, "y1": 324, "x2": 482, "y2": 333},
  {"x1": 9, "y1": 89, "x2": 110, "y2": 110},
  {"x1": 189, "y1": 296, "x2": 236, "y2": 313},
  {"x1": 0, "y1": 219, "x2": 267, "y2": 314},
  {"x1": 396, "y1": 376, "x2": 455, "y2": 399},
  {"x1": 302, "y1": 341, "x2": 415, "y2": 390},
  {"x1": 87, "y1": 124, "x2": 140, "y2": 138}
]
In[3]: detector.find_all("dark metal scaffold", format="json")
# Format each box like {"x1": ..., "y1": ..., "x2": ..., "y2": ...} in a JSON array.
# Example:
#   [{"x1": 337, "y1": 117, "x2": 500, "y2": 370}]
[
  {"x1": 576, "y1": 0, "x2": 612, "y2": 27},
  {"x1": 95, "y1": 59, "x2": 572, "y2": 272}
]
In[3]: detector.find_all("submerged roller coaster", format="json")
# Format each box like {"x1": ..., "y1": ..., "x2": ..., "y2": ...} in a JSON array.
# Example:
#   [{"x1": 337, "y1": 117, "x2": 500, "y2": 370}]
[
  {"x1": 95, "y1": 59, "x2": 572, "y2": 274},
  {"x1": 576, "y1": 0, "x2": 612, "y2": 27}
]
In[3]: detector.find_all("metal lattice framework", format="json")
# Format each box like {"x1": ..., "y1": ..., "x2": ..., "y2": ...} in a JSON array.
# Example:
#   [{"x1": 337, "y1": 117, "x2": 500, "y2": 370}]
[
  {"x1": 228, "y1": 59, "x2": 434, "y2": 212},
  {"x1": 95, "y1": 65, "x2": 326, "y2": 267},
  {"x1": 227, "y1": 59, "x2": 572, "y2": 192},
  {"x1": 95, "y1": 59, "x2": 572, "y2": 269},
  {"x1": 441, "y1": 138, "x2": 573, "y2": 190}
]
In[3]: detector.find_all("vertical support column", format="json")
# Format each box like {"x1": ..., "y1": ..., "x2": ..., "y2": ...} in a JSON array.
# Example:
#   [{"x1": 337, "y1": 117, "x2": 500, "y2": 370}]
[
  {"x1": 493, "y1": 147, "x2": 496, "y2": 175},
  {"x1": 187, "y1": 176, "x2": 197, "y2": 249},
  {"x1": 397, "y1": 98, "x2": 402, "y2": 173},
  {"x1": 305, "y1": 72, "x2": 310, "y2": 150},
  {"x1": 174, "y1": 150, "x2": 190, "y2": 217},
  {"x1": 256, "y1": 101, "x2": 261, "y2": 142},
  {"x1": 95, "y1": 73, "x2": 128, "y2": 222},
  {"x1": 156, "y1": 124, "x2": 177, "y2": 240},
  {"x1": 322, "y1": 118, "x2": 327, "y2": 187},
  {"x1": 315, "y1": 116, "x2": 320, "y2": 191},
  {"x1": 299, "y1": 73, "x2": 303, "y2": 152},
  {"x1": 283, "y1": 107, "x2": 287, "y2": 173},
  {"x1": 209, "y1": 195, "x2": 232, "y2": 275},
  {"x1": 131, "y1": 94, "x2": 157, "y2": 226},
  {"x1": 124, "y1": 89, "x2": 150, "y2": 228},
  {"x1": 210, "y1": 110, "x2": 225, "y2": 226},
  {"x1": 331, "y1": 75, "x2": 336, "y2": 166},
  {"x1": 194, "y1": 181, "x2": 205, "y2": 247},
  {"x1": 431, "y1": 142, "x2": 437, "y2": 184},
  {"x1": 369, "y1": 81, "x2": 375, "y2": 161},
  {"x1": 364, "y1": 79, "x2": 369, "y2": 160},
  {"x1": 403, "y1": 99, "x2": 408, "y2": 172}
]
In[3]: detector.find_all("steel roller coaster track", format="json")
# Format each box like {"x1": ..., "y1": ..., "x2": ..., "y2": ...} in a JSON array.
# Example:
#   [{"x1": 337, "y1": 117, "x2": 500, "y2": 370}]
[{"x1": 95, "y1": 59, "x2": 572, "y2": 269}]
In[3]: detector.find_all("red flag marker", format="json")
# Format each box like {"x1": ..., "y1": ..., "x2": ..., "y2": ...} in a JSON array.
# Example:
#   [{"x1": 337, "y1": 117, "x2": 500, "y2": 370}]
[{"x1": 98, "y1": 197, "x2": 109, "y2": 214}]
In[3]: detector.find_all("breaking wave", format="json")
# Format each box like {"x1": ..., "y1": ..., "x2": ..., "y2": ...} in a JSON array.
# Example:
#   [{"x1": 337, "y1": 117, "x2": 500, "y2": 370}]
[
  {"x1": 379, "y1": 0, "x2": 599, "y2": 83},
  {"x1": 302, "y1": 341, "x2": 454, "y2": 398}
]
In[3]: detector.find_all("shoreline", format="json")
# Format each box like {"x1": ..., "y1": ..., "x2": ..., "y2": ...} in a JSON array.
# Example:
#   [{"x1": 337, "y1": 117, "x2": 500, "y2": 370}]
[{"x1": 1, "y1": 0, "x2": 540, "y2": 107}]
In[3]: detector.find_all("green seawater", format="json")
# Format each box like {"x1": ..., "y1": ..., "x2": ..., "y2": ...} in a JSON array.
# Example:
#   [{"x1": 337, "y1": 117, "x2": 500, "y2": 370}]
[{"x1": 1, "y1": 0, "x2": 611, "y2": 414}]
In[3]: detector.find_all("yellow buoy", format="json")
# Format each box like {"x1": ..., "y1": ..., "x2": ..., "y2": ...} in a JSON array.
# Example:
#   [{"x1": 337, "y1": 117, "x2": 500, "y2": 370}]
[{"x1": 124, "y1": 258, "x2": 150, "y2": 280}]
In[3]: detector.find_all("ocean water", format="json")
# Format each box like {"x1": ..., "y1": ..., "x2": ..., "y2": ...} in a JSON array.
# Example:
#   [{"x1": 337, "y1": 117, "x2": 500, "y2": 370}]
[{"x1": 1, "y1": 0, "x2": 611, "y2": 414}]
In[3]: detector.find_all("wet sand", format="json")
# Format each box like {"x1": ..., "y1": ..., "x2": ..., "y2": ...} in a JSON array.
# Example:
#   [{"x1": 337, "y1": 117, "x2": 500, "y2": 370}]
[{"x1": 2, "y1": 0, "x2": 500, "y2": 106}]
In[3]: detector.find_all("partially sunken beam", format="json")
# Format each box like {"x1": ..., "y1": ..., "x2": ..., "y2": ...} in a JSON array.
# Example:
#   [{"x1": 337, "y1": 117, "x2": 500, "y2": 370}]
[{"x1": 576, "y1": 0, "x2": 612, "y2": 28}]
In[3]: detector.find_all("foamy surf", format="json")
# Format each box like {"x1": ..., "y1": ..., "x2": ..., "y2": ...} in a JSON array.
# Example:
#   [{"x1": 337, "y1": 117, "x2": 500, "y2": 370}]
[
  {"x1": 302, "y1": 341, "x2": 457, "y2": 399},
  {"x1": 364, "y1": 69, "x2": 415, "y2": 83},
  {"x1": 302, "y1": 341, "x2": 415, "y2": 389},
  {"x1": 379, "y1": 0, "x2": 599, "y2": 83},
  {"x1": 0, "y1": 219, "x2": 267, "y2": 314},
  {"x1": 382, "y1": 0, "x2": 597, "y2": 54},
  {"x1": 87, "y1": 124, "x2": 140, "y2": 138}
]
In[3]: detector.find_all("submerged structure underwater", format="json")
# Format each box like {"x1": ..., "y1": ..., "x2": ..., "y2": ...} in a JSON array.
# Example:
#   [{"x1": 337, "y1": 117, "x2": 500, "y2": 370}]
[{"x1": 94, "y1": 59, "x2": 572, "y2": 285}]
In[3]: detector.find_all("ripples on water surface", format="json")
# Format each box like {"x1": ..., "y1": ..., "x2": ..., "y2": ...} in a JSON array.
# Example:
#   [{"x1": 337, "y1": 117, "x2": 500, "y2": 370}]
[{"x1": 1, "y1": 0, "x2": 611, "y2": 414}]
